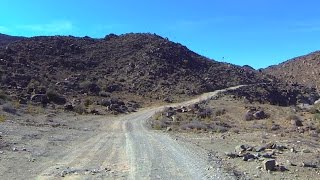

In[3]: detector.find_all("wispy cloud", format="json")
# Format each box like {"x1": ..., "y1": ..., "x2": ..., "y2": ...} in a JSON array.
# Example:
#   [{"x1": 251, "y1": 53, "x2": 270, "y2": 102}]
[
  {"x1": 0, "y1": 26, "x2": 10, "y2": 33},
  {"x1": 17, "y1": 21, "x2": 74, "y2": 34},
  {"x1": 290, "y1": 21, "x2": 320, "y2": 33}
]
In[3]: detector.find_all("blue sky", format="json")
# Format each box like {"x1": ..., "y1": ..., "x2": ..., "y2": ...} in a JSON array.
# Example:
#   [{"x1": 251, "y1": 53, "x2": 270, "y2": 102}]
[{"x1": 1, "y1": 0, "x2": 320, "y2": 69}]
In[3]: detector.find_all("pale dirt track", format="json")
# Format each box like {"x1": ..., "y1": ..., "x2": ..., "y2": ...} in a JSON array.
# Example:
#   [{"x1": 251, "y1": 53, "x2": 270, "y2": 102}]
[{"x1": 1, "y1": 86, "x2": 242, "y2": 180}]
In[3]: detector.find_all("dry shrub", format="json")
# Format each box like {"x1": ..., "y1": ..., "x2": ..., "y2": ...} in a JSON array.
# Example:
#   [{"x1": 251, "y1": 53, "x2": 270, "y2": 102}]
[
  {"x1": 2, "y1": 103, "x2": 16, "y2": 114},
  {"x1": 180, "y1": 120, "x2": 207, "y2": 130},
  {"x1": 0, "y1": 114, "x2": 6, "y2": 122},
  {"x1": 74, "y1": 104, "x2": 87, "y2": 114}
]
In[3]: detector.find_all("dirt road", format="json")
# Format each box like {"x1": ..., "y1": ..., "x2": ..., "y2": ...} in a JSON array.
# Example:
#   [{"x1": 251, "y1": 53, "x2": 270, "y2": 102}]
[{"x1": 1, "y1": 87, "x2": 241, "y2": 179}]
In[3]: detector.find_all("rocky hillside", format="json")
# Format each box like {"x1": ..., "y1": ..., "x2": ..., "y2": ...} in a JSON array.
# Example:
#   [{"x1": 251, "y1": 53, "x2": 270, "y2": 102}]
[
  {"x1": 264, "y1": 51, "x2": 320, "y2": 89},
  {"x1": 0, "y1": 33, "x2": 274, "y2": 108},
  {"x1": 0, "y1": 33, "x2": 25, "y2": 47}
]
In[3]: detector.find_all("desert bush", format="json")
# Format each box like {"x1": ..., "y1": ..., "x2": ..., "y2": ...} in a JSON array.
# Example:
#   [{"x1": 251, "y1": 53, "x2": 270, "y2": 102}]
[
  {"x1": 152, "y1": 112, "x2": 163, "y2": 121},
  {"x1": 0, "y1": 91, "x2": 8, "y2": 100},
  {"x1": 313, "y1": 113, "x2": 320, "y2": 121},
  {"x1": 244, "y1": 111, "x2": 255, "y2": 121},
  {"x1": 99, "y1": 91, "x2": 111, "y2": 97},
  {"x1": 80, "y1": 81, "x2": 101, "y2": 94},
  {"x1": 26, "y1": 104, "x2": 44, "y2": 114},
  {"x1": 150, "y1": 118, "x2": 167, "y2": 130},
  {"x1": 197, "y1": 108, "x2": 212, "y2": 119},
  {"x1": 0, "y1": 114, "x2": 6, "y2": 122},
  {"x1": 84, "y1": 99, "x2": 93, "y2": 107},
  {"x1": 0, "y1": 114, "x2": 7, "y2": 123},
  {"x1": 215, "y1": 108, "x2": 226, "y2": 116},
  {"x1": 46, "y1": 90, "x2": 66, "y2": 105},
  {"x1": 180, "y1": 120, "x2": 207, "y2": 130},
  {"x1": 2, "y1": 103, "x2": 17, "y2": 114},
  {"x1": 74, "y1": 104, "x2": 87, "y2": 114},
  {"x1": 286, "y1": 114, "x2": 301, "y2": 121}
]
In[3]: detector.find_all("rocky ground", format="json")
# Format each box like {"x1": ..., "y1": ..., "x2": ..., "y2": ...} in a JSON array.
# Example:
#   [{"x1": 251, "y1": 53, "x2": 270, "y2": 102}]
[
  {"x1": 1, "y1": 85, "x2": 320, "y2": 179},
  {"x1": 150, "y1": 91, "x2": 320, "y2": 179}
]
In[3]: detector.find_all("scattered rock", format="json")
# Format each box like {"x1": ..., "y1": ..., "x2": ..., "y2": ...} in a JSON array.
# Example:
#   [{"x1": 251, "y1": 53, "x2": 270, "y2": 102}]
[
  {"x1": 290, "y1": 119, "x2": 303, "y2": 127},
  {"x1": 225, "y1": 152, "x2": 238, "y2": 158},
  {"x1": 64, "y1": 103, "x2": 74, "y2": 111},
  {"x1": 302, "y1": 149, "x2": 311, "y2": 153},
  {"x1": 253, "y1": 110, "x2": 267, "y2": 119},
  {"x1": 243, "y1": 153, "x2": 256, "y2": 161},
  {"x1": 235, "y1": 144, "x2": 248, "y2": 153},
  {"x1": 302, "y1": 162, "x2": 317, "y2": 168},
  {"x1": 264, "y1": 159, "x2": 276, "y2": 171},
  {"x1": 290, "y1": 147, "x2": 297, "y2": 153},
  {"x1": 262, "y1": 153, "x2": 273, "y2": 158}
]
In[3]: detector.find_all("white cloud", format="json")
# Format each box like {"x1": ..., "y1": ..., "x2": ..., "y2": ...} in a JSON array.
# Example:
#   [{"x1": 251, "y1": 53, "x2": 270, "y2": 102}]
[{"x1": 17, "y1": 21, "x2": 74, "y2": 34}]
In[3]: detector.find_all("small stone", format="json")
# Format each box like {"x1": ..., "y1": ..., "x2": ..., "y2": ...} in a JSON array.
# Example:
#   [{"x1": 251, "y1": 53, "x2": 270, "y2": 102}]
[
  {"x1": 166, "y1": 127, "x2": 172, "y2": 132},
  {"x1": 277, "y1": 165, "x2": 288, "y2": 172},
  {"x1": 243, "y1": 153, "x2": 255, "y2": 161},
  {"x1": 264, "y1": 159, "x2": 276, "y2": 171},
  {"x1": 255, "y1": 146, "x2": 266, "y2": 152},
  {"x1": 22, "y1": 148, "x2": 27, "y2": 151},
  {"x1": 290, "y1": 147, "x2": 296, "y2": 153},
  {"x1": 225, "y1": 152, "x2": 238, "y2": 158},
  {"x1": 12, "y1": 147, "x2": 18, "y2": 151},
  {"x1": 262, "y1": 153, "x2": 273, "y2": 158},
  {"x1": 302, "y1": 149, "x2": 311, "y2": 153},
  {"x1": 253, "y1": 174, "x2": 260, "y2": 178},
  {"x1": 302, "y1": 162, "x2": 317, "y2": 168}
]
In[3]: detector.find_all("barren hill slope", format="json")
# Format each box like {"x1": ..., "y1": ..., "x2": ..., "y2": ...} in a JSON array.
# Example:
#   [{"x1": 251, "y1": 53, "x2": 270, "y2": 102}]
[
  {"x1": 0, "y1": 33, "x2": 25, "y2": 47},
  {"x1": 264, "y1": 51, "x2": 320, "y2": 89},
  {"x1": 0, "y1": 33, "x2": 271, "y2": 108}
]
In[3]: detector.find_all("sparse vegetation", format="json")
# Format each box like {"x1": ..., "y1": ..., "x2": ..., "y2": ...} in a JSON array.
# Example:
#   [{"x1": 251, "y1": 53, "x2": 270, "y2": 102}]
[
  {"x1": 74, "y1": 104, "x2": 87, "y2": 114},
  {"x1": 0, "y1": 114, "x2": 6, "y2": 122},
  {"x1": 2, "y1": 103, "x2": 17, "y2": 114}
]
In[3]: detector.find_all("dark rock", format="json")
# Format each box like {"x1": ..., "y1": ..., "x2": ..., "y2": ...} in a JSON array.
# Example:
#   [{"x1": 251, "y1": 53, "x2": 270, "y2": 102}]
[
  {"x1": 253, "y1": 110, "x2": 267, "y2": 119},
  {"x1": 276, "y1": 165, "x2": 288, "y2": 172},
  {"x1": 262, "y1": 153, "x2": 273, "y2": 158},
  {"x1": 243, "y1": 153, "x2": 256, "y2": 161},
  {"x1": 31, "y1": 94, "x2": 49, "y2": 104},
  {"x1": 264, "y1": 159, "x2": 276, "y2": 171},
  {"x1": 106, "y1": 84, "x2": 122, "y2": 93},
  {"x1": 163, "y1": 97, "x2": 173, "y2": 103},
  {"x1": 64, "y1": 103, "x2": 74, "y2": 111},
  {"x1": 302, "y1": 162, "x2": 317, "y2": 168},
  {"x1": 271, "y1": 124, "x2": 280, "y2": 131}
]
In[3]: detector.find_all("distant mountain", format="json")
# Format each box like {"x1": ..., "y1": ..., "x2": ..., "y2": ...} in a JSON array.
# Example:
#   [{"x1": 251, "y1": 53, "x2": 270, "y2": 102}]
[
  {"x1": 0, "y1": 33, "x2": 25, "y2": 47},
  {"x1": 264, "y1": 51, "x2": 320, "y2": 89},
  {"x1": 3, "y1": 32, "x2": 315, "y2": 112}
]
